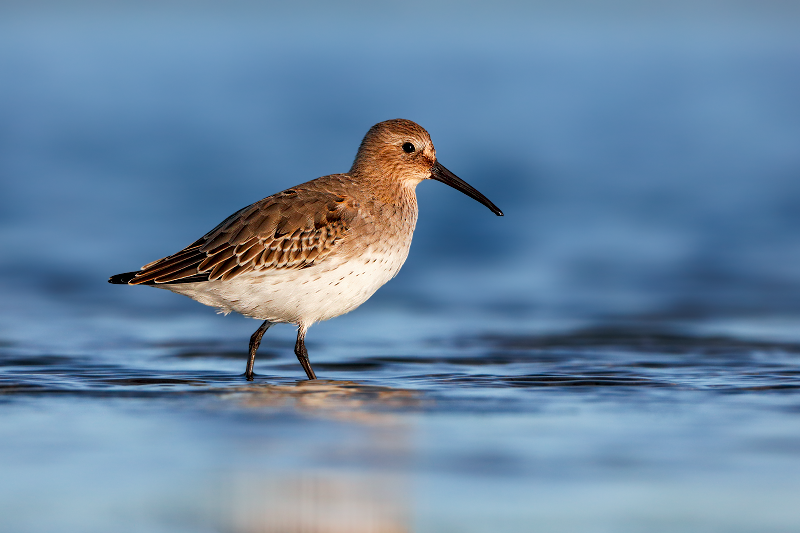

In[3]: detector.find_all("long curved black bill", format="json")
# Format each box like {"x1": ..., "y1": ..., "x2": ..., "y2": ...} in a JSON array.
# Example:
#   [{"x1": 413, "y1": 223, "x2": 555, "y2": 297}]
[{"x1": 430, "y1": 161, "x2": 503, "y2": 216}]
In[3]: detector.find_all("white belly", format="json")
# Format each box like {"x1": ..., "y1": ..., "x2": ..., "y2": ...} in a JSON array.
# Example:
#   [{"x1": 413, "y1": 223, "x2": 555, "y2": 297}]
[{"x1": 158, "y1": 245, "x2": 410, "y2": 325}]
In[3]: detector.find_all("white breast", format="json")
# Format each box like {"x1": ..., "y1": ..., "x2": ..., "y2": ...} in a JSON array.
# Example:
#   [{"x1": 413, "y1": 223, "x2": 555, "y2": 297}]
[{"x1": 159, "y1": 240, "x2": 412, "y2": 326}]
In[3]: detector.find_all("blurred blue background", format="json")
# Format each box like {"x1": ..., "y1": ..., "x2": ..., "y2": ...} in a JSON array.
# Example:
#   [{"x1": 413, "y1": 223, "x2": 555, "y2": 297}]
[
  {"x1": 2, "y1": 2, "x2": 800, "y2": 532},
  {"x1": 2, "y1": 0, "x2": 798, "y2": 324}
]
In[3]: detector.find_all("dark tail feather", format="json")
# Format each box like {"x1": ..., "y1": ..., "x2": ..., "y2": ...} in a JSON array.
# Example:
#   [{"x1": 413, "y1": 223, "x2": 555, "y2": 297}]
[{"x1": 108, "y1": 271, "x2": 139, "y2": 284}]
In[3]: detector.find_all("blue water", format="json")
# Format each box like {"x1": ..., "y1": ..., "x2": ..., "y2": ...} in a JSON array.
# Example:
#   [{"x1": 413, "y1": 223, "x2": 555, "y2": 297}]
[{"x1": 1, "y1": 2, "x2": 800, "y2": 532}]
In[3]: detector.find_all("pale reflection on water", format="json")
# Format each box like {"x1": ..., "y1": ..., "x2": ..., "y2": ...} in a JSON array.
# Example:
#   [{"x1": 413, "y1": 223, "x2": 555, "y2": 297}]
[
  {"x1": 226, "y1": 381, "x2": 414, "y2": 533},
  {"x1": 231, "y1": 380, "x2": 423, "y2": 422},
  {"x1": 227, "y1": 471, "x2": 409, "y2": 533}
]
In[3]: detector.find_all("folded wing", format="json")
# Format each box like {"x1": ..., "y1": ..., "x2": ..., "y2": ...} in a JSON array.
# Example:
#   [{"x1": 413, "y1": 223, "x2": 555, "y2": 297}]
[{"x1": 127, "y1": 185, "x2": 359, "y2": 285}]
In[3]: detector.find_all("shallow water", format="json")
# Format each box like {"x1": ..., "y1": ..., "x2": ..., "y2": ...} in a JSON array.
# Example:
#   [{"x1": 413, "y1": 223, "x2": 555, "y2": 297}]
[
  {"x1": 2, "y1": 2, "x2": 800, "y2": 532},
  {"x1": 2, "y1": 313, "x2": 800, "y2": 532}
]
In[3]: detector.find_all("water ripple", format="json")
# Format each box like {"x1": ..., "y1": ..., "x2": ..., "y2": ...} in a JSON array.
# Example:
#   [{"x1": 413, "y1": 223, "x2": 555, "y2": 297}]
[{"x1": 1, "y1": 325, "x2": 798, "y2": 402}]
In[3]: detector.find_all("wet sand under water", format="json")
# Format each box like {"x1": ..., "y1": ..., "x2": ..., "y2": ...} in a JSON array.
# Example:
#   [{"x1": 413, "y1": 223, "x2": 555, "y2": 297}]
[{"x1": 2, "y1": 318, "x2": 800, "y2": 533}]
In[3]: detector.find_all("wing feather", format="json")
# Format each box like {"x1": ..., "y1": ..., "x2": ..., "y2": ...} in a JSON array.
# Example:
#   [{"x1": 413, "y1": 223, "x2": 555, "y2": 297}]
[{"x1": 127, "y1": 181, "x2": 359, "y2": 285}]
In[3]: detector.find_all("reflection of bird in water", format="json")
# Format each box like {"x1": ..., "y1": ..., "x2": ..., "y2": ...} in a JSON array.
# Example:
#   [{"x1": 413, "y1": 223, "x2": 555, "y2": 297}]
[
  {"x1": 228, "y1": 380, "x2": 416, "y2": 532},
  {"x1": 229, "y1": 470, "x2": 411, "y2": 533},
  {"x1": 110, "y1": 119, "x2": 502, "y2": 380},
  {"x1": 234, "y1": 380, "x2": 423, "y2": 423}
]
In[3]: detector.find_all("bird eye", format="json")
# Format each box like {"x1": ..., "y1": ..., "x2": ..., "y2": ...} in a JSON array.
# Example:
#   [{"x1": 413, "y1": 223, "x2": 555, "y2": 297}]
[{"x1": 402, "y1": 142, "x2": 415, "y2": 153}]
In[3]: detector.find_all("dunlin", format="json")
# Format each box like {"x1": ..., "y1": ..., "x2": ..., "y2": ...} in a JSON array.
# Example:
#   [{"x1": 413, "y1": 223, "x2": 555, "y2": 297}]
[{"x1": 110, "y1": 119, "x2": 502, "y2": 380}]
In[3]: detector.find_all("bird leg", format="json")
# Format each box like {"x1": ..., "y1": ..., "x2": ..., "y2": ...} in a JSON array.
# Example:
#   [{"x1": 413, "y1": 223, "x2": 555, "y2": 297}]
[
  {"x1": 245, "y1": 320, "x2": 272, "y2": 381},
  {"x1": 294, "y1": 325, "x2": 317, "y2": 380}
]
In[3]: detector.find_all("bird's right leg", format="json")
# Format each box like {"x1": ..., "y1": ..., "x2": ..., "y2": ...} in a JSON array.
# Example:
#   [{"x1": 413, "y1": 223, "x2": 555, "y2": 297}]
[
  {"x1": 294, "y1": 324, "x2": 317, "y2": 380},
  {"x1": 245, "y1": 320, "x2": 272, "y2": 381}
]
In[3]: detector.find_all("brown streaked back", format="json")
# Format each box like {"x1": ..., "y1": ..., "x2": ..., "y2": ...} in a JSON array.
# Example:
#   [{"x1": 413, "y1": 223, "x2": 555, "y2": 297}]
[{"x1": 125, "y1": 176, "x2": 361, "y2": 285}]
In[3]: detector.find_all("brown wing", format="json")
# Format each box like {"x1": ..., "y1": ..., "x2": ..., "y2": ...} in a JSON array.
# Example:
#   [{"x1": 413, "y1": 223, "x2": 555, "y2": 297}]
[{"x1": 128, "y1": 184, "x2": 359, "y2": 285}]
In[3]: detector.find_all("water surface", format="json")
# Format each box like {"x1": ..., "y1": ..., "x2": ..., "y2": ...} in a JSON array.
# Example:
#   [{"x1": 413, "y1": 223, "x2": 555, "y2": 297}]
[{"x1": 2, "y1": 314, "x2": 800, "y2": 532}]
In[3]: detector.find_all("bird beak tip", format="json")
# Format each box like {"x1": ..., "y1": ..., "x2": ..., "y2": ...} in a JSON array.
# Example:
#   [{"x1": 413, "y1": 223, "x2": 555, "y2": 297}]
[{"x1": 430, "y1": 161, "x2": 504, "y2": 217}]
